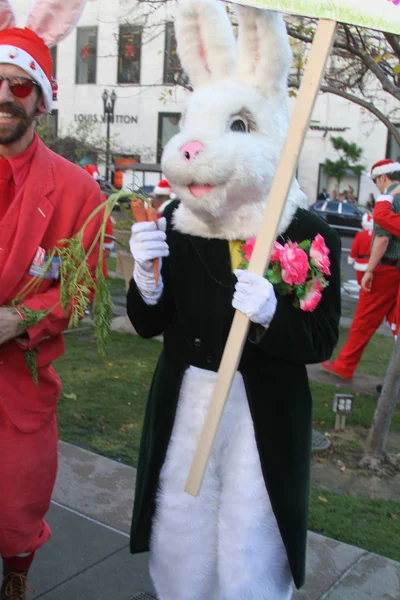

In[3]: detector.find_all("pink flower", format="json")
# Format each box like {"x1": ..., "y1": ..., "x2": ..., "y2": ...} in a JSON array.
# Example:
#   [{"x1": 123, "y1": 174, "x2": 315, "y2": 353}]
[
  {"x1": 310, "y1": 233, "x2": 331, "y2": 275},
  {"x1": 242, "y1": 238, "x2": 256, "y2": 262},
  {"x1": 387, "y1": 0, "x2": 400, "y2": 5},
  {"x1": 270, "y1": 242, "x2": 284, "y2": 263},
  {"x1": 280, "y1": 241, "x2": 309, "y2": 286},
  {"x1": 300, "y1": 277, "x2": 323, "y2": 312}
]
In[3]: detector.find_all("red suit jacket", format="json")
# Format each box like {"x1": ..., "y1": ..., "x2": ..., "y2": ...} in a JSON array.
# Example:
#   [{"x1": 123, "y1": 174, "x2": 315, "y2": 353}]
[
  {"x1": 0, "y1": 138, "x2": 102, "y2": 432},
  {"x1": 374, "y1": 198, "x2": 400, "y2": 236}
]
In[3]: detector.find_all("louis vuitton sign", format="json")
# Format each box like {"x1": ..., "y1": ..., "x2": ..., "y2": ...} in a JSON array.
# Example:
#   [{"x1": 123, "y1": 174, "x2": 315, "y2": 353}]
[{"x1": 74, "y1": 114, "x2": 138, "y2": 124}]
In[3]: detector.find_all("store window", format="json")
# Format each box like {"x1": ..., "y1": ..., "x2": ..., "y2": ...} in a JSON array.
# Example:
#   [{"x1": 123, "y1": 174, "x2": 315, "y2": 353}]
[
  {"x1": 163, "y1": 22, "x2": 184, "y2": 85},
  {"x1": 118, "y1": 25, "x2": 142, "y2": 84},
  {"x1": 50, "y1": 46, "x2": 57, "y2": 79},
  {"x1": 76, "y1": 26, "x2": 98, "y2": 84},
  {"x1": 386, "y1": 124, "x2": 400, "y2": 162},
  {"x1": 157, "y1": 113, "x2": 181, "y2": 163}
]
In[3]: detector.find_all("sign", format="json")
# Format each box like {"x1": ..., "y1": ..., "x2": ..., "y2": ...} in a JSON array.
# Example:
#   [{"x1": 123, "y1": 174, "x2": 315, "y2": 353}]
[
  {"x1": 230, "y1": 0, "x2": 400, "y2": 34},
  {"x1": 73, "y1": 114, "x2": 138, "y2": 124}
]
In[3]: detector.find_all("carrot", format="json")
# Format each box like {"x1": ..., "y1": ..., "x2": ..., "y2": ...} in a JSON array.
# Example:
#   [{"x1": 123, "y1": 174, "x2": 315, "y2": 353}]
[
  {"x1": 146, "y1": 206, "x2": 160, "y2": 286},
  {"x1": 131, "y1": 199, "x2": 147, "y2": 223},
  {"x1": 130, "y1": 199, "x2": 160, "y2": 286}
]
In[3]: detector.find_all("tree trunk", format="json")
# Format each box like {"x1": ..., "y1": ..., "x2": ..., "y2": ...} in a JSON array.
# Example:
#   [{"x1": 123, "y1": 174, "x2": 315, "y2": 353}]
[{"x1": 360, "y1": 336, "x2": 400, "y2": 470}]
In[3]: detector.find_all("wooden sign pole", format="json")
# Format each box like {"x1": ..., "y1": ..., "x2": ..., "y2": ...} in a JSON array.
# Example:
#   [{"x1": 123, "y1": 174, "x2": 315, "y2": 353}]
[{"x1": 185, "y1": 18, "x2": 337, "y2": 497}]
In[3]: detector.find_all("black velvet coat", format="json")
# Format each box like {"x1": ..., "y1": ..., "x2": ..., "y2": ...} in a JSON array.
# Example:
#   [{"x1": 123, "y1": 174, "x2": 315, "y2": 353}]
[{"x1": 127, "y1": 203, "x2": 341, "y2": 589}]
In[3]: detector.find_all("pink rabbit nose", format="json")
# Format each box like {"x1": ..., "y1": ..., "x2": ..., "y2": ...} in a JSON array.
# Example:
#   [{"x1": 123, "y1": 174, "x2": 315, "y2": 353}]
[{"x1": 181, "y1": 141, "x2": 205, "y2": 164}]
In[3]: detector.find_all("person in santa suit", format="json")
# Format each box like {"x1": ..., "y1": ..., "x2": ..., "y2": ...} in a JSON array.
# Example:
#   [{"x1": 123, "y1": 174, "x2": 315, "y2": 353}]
[
  {"x1": 323, "y1": 159, "x2": 400, "y2": 379},
  {"x1": 347, "y1": 213, "x2": 374, "y2": 286},
  {"x1": 0, "y1": 2, "x2": 101, "y2": 598},
  {"x1": 151, "y1": 179, "x2": 174, "y2": 216}
]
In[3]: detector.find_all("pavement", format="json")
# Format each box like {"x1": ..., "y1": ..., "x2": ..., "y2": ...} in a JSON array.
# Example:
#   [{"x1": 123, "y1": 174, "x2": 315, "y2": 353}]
[{"x1": 28, "y1": 441, "x2": 400, "y2": 599}]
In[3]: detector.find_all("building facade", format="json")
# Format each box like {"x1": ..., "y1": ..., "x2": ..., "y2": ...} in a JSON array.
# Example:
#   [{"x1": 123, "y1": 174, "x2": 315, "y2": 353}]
[{"x1": 11, "y1": 0, "x2": 400, "y2": 203}]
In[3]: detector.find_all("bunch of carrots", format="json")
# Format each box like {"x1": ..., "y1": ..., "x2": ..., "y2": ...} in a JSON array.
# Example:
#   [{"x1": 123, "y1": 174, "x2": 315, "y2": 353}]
[{"x1": 131, "y1": 198, "x2": 160, "y2": 286}]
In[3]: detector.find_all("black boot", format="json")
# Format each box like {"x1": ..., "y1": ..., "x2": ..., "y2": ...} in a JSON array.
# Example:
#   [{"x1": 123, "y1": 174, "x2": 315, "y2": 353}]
[{"x1": 1, "y1": 561, "x2": 34, "y2": 600}]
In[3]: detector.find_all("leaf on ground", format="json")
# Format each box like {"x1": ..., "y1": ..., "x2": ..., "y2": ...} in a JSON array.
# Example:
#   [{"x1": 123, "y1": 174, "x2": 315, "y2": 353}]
[
  {"x1": 390, "y1": 513, "x2": 398, "y2": 521},
  {"x1": 107, "y1": 441, "x2": 116, "y2": 446},
  {"x1": 317, "y1": 457, "x2": 326, "y2": 463},
  {"x1": 318, "y1": 496, "x2": 329, "y2": 503},
  {"x1": 84, "y1": 368, "x2": 91, "y2": 373},
  {"x1": 113, "y1": 376, "x2": 120, "y2": 379},
  {"x1": 127, "y1": 402, "x2": 132, "y2": 406},
  {"x1": 141, "y1": 382, "x2": 149, "y2": 388},
  {"x1": 63, "y1": 392, "x2": 77, "y2": 401},
  {"x1": 340, "y1": 465, "x2": 346, "y2": 472},
  {"x1": 73, "y1": 412, "x2": 82, "y2": 419},
  {"x1": 120, "y1": 427, "x2": 126, "y2": 433},
  {"x1": 107, "y1": 362, "x2": 114, "y2": 367},
  {"x1": 127, "y1": 423, "x2": 139, "y2": 429},
  {"x1": 324, "y1": 403, "x2": 329, "y2": 408}
]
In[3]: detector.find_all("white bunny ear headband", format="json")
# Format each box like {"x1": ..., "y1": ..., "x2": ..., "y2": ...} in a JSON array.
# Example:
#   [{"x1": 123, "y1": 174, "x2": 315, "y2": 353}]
[
  {"x1": 174, "y1": 0, "x2": 291, "y2": 102},
  {"x1": 0, "y1": 0, "x2": 87, "y2": 112}
]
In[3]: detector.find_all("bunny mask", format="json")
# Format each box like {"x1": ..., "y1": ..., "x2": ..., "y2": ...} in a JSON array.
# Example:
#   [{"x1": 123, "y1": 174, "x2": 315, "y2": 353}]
[
  {"x1": 0, "y1": 0, "x2": 87, "y2": 111},
  {"x1": 162, "y1": 0, "x2": 308, "y2": 241}
]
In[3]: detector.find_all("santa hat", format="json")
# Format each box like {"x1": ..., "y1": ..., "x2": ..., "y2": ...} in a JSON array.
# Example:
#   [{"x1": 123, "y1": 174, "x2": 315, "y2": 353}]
[
  {"x1": 369, "y1": 159, "x2": 400, "y2": 179},
  {"x1": 84, "y1": 164, "x2": 102, "y2": 180},
  {"x1": 153, "y1": 179, "x2": 172, "y2": 196},
  {"x1": 362, "y1": 212, "x2": 374, "y2": 231},
  {"x1": 0, "y1": 1, "x2": 87, "y2": 112}
]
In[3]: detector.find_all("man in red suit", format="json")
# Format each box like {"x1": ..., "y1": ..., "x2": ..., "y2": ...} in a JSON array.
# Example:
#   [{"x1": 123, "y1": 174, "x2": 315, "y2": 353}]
[
  {"x1": 322, "y1": 159, "x2": 400, "y2": 379},
  {"x1": 348, "y1": 213, "x2": 374, "y2": 286},
  {"x1": 0, "y1": 28, "x2": 102, "y2": 599}
]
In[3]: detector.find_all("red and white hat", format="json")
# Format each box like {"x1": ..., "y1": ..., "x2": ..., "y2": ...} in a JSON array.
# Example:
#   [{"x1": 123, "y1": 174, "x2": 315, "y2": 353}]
[
  {"x1": 362, "y1": 212, "x2": 373, "y2": 231},
  {"x1": 0, "y1": 0, "x2": 87, "y2": 112},
  {"x1": 370, "y1": 159, "x2": 400, "y2": 180},
  {"x1": 153, "y1": 179, "x2": 173, "y2": 196}
]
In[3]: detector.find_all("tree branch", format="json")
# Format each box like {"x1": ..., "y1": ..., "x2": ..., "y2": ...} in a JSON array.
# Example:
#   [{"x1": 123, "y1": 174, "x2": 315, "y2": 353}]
[{"x1": 319, "y1": 85, "x2": 400, "y2": 147}]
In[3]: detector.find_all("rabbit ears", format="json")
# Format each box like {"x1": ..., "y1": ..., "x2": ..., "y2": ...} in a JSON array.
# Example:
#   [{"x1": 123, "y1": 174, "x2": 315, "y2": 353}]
[
  {"x1": 0, "y1": 0, "x2": 87, "y2": 47},
  {"x1": 175, "y1": 0, "x2": 291, "y2": 100}
]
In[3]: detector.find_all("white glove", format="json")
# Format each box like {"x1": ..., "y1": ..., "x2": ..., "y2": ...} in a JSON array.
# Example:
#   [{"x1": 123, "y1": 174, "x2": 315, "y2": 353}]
[
  {"x1": 232, "y1": 269, "x2": 277, "y2": 327},
  {"x1": 129, "y1": 218, "x2": 169, "y2": 305}
]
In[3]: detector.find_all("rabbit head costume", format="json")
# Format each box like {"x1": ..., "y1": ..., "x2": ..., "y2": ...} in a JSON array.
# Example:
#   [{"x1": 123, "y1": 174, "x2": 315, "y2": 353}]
[{"x1": 127, "y1": 1, "x2": 341, "y2": 599}]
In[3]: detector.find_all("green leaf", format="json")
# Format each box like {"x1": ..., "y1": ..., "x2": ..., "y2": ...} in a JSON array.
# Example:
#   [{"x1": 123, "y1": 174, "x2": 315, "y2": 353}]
[{"x1": 63, "y1": 392, "x2": 78, "y2": 401}]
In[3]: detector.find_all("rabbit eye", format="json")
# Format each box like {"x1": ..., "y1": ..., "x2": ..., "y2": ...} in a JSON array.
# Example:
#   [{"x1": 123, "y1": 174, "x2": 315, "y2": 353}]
[{"x1": 230, "y1": 118, "x2": 248, "y2": 133}]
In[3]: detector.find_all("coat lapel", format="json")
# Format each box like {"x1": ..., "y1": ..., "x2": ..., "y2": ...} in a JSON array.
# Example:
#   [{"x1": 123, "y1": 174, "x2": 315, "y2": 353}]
[{"x1": 0, "y1": 140, "x2": 55, "y2": 306}]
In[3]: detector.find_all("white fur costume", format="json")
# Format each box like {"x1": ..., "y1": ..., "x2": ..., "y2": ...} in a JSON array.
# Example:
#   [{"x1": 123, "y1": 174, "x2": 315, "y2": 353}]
[{"x1": 130, "y1": 1, "x2": 309, "y2": 598}]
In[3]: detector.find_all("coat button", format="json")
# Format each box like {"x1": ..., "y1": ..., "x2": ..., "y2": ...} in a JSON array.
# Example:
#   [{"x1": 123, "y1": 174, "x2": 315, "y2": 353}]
[{"x1": 193, "y1": 338, "x2": 201, "y2": 347}]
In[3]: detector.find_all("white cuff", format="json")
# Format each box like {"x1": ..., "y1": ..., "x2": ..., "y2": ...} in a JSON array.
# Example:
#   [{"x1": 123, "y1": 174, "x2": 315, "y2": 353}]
[
  {"x1": 133, "y1": 262, "x2": 163, "y2": 306},
  {"x1": 376, "y1": 194, "x2": 393, "y2": 204}
]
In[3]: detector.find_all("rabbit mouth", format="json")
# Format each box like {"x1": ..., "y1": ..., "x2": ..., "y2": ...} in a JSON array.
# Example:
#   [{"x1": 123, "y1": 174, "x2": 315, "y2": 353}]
[{"x1": 188, "y1": 183, "x2": 215, "y2": 197}]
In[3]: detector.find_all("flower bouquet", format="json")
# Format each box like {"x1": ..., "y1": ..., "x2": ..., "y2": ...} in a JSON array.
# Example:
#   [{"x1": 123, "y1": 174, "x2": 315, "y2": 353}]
[{"x1": 239, "y1": 234, "x2": 331, "y2": 312}]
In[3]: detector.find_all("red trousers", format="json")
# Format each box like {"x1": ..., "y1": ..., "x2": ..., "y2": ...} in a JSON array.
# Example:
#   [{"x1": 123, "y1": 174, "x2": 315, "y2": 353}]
[
  {"x1": 0, "y1": 400, "x2": 58, "y2": 558},
  {"x1": 334, "y1": 265, "x2": 400, "y2": 378}
]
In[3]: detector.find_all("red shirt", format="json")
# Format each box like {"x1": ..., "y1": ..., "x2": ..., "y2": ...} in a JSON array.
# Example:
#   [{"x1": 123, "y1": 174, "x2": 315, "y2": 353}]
[{"x1": 0, "y1": 135, "x2": 38, "y2": 223}]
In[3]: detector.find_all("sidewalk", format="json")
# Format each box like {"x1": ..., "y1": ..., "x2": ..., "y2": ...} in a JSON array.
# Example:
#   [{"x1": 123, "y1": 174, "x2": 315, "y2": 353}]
[{"x1": 30, "y1": 441, "x2": 400, "y2": 599}]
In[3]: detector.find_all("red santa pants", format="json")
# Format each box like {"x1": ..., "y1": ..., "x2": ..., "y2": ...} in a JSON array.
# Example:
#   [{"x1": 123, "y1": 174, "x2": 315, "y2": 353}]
[
  {"x1": 0, "y1": 400, "x2": 58, "y2": 558},
  {"x1": 333, "y1": 265, "x2": 400, "y2": 378}
]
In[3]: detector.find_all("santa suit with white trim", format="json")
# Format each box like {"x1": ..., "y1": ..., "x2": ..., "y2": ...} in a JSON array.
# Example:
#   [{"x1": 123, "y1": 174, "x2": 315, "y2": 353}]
[
  {"x1": 348, "y1": 213, "x2": 373, "y2": 286},
  {"x1": 323, "y1": 159, "x2": 400, "y2": 379}
]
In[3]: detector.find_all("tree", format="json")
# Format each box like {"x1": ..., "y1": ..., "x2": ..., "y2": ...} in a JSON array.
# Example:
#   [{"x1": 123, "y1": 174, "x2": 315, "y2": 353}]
[
  {"x1": 287, "y1": 20, "x2": 400, "y2": 147},
  {"x1": 322, "y1": 136, "x2": 365, "y2": 188},
  {"x1": 359, "y1": 337, "x2": 400, "y2": 472}
]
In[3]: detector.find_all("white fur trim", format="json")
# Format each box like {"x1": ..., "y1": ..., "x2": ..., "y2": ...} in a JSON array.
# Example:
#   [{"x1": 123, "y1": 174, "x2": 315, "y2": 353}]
[
  {"x1": 354, "y1": 262, "x2": 368, "y2": 272},
  {"x1": 0, "y1": 44, "x2": 52, "y2": 111},
  {"x1": 150, "y1": 365, "x2": 293, "y2": 600},
  {"x1": 172, "y1": 185, "x2": 307, "y2": 240},
  {"x1": 347, "y1": 256, "x2": 355, "y2": 266},
  {"x1": 103, "y1": 241, "x2": 114, "y2": 250},
  {"x1": 154, "y1": 185, "x2": 172, "y2": 196},
  {"x1": 375, "y1": 194, "x2": 393, "y2": 204},
  {"x1": 370, "y1": 163, "x2": 400, "y2": 179},
  {"x1": 175, "y1": 0, "x2": 237, "y2": 88}
]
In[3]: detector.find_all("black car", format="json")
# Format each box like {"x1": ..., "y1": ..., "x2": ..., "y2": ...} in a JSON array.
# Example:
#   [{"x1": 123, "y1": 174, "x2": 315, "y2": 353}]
[{"x1": 309, "y1": 200, "x2": 370, "y2": 235}]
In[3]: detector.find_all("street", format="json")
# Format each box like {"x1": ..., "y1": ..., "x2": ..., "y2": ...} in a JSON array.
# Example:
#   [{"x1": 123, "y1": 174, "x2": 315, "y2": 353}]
[{"x1": 340, "y1": 234, "x2": 355, "y2": 283}]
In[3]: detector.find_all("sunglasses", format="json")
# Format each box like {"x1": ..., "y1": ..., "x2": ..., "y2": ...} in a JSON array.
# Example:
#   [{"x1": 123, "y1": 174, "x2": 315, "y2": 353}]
[{"x1": 0, "y1": 76, "x2": 40, "y2": 98}]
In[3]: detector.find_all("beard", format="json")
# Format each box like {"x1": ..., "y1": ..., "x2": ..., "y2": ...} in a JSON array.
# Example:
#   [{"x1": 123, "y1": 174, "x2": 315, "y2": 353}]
[{"x1": 0, "y1": 101, "x2": 36, "y2": 145}]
